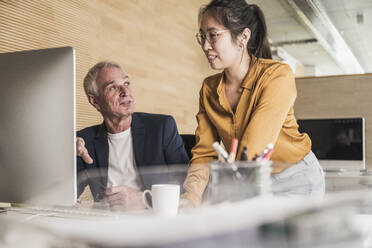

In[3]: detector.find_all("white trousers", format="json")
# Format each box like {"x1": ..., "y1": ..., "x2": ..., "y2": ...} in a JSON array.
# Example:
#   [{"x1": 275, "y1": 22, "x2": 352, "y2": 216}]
[{"x1": 271, "y1": 151, "x2": 325, "y2": 197}]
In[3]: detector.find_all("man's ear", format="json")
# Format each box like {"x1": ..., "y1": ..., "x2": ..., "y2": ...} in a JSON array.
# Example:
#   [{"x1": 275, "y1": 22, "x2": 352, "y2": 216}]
[{"x1": 88, "y1": 94, "x2": 101, "y2": 111}]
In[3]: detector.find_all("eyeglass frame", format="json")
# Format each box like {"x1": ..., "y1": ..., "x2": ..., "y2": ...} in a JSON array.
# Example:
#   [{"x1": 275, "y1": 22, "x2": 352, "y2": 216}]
[{"x1": 195, "y1": 29, "x2": 231, "y2": 46}]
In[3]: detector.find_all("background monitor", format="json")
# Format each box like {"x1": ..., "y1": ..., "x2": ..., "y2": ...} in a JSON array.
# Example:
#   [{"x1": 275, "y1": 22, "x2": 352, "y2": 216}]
[
  {"x1": 0, "y1": 47, "x2": 76, "y2": 206},
  {"x1": 297, "y1": 118, "x2": 365, "y2": 171}
]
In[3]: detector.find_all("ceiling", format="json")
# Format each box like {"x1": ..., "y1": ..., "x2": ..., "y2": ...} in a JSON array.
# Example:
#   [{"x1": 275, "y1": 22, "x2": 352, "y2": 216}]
[{"x1": 250, "y1": 0, "x2": 372, "y2": 77}]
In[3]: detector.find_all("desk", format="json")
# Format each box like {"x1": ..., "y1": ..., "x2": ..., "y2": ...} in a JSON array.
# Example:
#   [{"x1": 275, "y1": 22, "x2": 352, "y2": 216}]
[
  {"x1": 1, "y1": 194, "x2": 371, "y2": 248},
  {"x1": 326, "y1": 172, "x2": 372, "y2": 193}
]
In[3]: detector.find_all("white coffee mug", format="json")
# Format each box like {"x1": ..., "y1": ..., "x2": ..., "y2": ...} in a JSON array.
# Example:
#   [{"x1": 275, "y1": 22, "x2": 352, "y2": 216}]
[{"x1": 143, "y1": 184, "x2": 180, "y2": 217}]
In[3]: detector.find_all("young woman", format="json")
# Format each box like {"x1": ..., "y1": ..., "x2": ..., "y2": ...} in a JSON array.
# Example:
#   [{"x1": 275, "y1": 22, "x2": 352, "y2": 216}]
[{"x1": 181, "y1": 0, "x2": 325, "y2": 206}]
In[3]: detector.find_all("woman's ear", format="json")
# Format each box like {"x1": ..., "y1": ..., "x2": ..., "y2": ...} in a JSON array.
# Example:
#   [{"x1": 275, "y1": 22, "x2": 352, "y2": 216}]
[{"x1": 241, "y1": 28, "x2": 251, "y2": 46}]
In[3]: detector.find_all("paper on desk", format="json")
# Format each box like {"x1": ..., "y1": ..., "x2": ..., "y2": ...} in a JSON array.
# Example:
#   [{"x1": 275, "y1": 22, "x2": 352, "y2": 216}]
[
  {"x1": 3, "y1": 190, "x2": 371, "y2": 247},
  {"x1": 10, "y1": 195, "x2": 336, "y2": 247}
]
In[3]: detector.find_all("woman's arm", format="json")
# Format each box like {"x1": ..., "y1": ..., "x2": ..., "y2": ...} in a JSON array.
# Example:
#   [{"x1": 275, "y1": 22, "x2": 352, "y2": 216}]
[
  {"x1": 182, "y1": 83, "x2": 219, "y2": 206},
  {"x1": 240, "y1": 64, "x2": 297, "y2": 159}
]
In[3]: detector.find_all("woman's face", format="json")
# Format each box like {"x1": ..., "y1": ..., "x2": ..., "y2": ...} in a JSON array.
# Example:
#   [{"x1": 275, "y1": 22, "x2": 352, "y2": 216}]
[{"x1": 199, "y1": 14, "x2": 242, "y2": 70}]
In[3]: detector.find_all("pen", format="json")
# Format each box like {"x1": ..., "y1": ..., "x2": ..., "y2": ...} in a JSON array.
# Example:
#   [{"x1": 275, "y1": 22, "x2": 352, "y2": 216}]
[
  {"x1": 212, "y1": 142, "x2": 228, "y2": 162},
  {"x1": 228, "y1": 139, "x2": 242, "y2": 179},
  {"x1": 232, "y1": 164, "x2": 242, "y2": 179},
  {"x1": 240, "y1": 146, "x2": 248, "y2": 161},
  {"x1": 212, "y1": 141, "x2": 242, "y2": 179},
  {"x1": 263, "y1": 145, "x2": 273, "y2": 160},
  {"x1": 255, "y1": 143, "x2": 274, "y2": 162},
  {"x1": 227, "y1": 138, "x2": 238, "y2": 163}
]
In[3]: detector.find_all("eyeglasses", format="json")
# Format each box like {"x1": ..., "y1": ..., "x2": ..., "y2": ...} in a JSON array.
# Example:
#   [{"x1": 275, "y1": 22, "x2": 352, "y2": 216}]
[{"x1": 195, "y1": 29, "x2": 230, "y2": 46}]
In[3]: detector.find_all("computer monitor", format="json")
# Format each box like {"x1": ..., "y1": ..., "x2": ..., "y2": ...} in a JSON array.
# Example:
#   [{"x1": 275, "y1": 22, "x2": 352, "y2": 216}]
[
  {"x1": 0, "y1": 47, "x2": 76, "y2": 206},
  {"x1": 297, "y1": 118, "x2": 365, "y2": 171}
]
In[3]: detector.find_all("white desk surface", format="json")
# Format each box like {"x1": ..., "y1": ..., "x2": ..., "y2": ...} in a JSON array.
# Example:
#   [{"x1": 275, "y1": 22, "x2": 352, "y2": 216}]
[{"x1": 1, "y1": 192, "x2": 372, "y2": 248}]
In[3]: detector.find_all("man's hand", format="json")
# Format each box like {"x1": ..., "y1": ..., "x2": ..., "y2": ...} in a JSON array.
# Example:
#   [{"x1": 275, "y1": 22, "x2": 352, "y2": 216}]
[
  {"x1": 104, "y1": 186, "x2": 145, "y2": 211},
  {"x1": 76, "y1": 137, "x2": 93, "y2": 164}
]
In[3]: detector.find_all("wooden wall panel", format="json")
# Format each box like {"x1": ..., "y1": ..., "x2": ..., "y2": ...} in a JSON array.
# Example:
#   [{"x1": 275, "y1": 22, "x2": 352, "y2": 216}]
[
  {"x1": 295, "y1": 74, "x2": 372, "y2": 168},
  {"x1": 0, "y1": 0, "x2": 212, "y2": 133}
]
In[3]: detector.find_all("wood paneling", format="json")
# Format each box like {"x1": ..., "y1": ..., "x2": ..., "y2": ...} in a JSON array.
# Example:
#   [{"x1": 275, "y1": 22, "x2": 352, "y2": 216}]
[
  {"x1": 0, "y1": 0, "x2": 212, "y2": 133},
  {"x1": 295, "y1": 73, "x2": 372, "y2": 168}
]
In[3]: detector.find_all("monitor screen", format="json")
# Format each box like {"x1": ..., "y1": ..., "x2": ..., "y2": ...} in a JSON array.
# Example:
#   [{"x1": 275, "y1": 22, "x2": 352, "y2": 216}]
[
  {"x1": 0, "y1": 47, "x2": 76, "y2": 206},
  {"x1": 297, "y1": 118, "x2": 365, "y2": 171}
]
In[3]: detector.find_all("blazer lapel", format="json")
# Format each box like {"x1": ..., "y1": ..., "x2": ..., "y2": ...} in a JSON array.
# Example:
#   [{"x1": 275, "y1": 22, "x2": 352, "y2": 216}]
[
  {"x1": 131, "y1": 113, "x2": 146, "y2": 167},
  {"x1": 94, "y1": 123, "x2": 109, "y2": 191}
]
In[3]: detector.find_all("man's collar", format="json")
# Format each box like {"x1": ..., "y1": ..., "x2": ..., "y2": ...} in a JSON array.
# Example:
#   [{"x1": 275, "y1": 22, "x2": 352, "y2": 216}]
[
  {"x1": 99, "y1": 115, "x2": 134, "y2": 135},
  {"x1": 96, "y1": 122, "x2": 107, "y2": 139},
  {"x1": 130, "y1": 113, "x2": 144, "y2": 132}
]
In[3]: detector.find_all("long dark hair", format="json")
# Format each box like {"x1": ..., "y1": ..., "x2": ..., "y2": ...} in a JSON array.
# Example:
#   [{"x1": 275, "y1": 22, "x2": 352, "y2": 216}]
[{"x1": 199, "y1": 0, "x2": 272, "y2": 59}]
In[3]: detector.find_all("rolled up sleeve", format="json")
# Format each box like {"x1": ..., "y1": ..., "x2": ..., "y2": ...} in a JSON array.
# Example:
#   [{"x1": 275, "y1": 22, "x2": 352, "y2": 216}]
[{"x1": 182, "y1": 84, "x2": 218, "y2": 206}]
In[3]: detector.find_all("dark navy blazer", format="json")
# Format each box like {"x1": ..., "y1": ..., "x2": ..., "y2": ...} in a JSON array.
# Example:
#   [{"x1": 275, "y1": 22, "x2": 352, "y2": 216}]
[{"x1": 76, "y1": 112, "x2": 189, "y2": 201}]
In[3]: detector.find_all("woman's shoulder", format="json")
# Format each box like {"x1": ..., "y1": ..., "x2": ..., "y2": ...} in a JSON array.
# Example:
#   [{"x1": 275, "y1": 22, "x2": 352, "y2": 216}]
[
  {"x1": 201, "y1": 72, "x2": 222, "y2": 91},
  {"x1": 203, "y1": 72, "x2": 222, "y2": 84},
  {"x1": 253, "y1": 58, "x2": 296, "y2": 93},
  {"x1": 255, "y1": 57, "x2": 293, "y2": 76}
]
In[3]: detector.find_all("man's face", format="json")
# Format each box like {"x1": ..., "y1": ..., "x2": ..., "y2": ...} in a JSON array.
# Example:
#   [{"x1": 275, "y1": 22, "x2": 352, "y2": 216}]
[{"x1": 92, "y1": 66, "x2": 135, "y2": 119}]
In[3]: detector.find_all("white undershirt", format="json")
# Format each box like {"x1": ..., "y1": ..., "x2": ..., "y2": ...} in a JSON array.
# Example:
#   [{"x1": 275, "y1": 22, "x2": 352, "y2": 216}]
[{"x1": 106, "y1": 128, "x2": 142, "y2": 190}]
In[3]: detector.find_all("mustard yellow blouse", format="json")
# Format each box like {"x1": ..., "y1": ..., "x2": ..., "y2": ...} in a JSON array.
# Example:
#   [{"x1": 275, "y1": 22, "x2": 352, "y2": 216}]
[{"x1": 182, "y1": 55, "x2": 311, "y2": 206}]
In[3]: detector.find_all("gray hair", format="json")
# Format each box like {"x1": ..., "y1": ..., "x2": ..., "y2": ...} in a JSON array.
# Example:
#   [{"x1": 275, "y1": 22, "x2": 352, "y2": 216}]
[{"x1": 83, "y1": 61, "x2": 122, "y2": 97}]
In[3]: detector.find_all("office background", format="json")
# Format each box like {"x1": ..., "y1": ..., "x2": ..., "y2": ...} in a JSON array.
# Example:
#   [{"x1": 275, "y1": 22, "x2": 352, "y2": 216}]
[
  {"x1": 0, "y1": 0, "x2": 213, "y2": 134},
  {"x1": 1, "y1": 0, "x2": 372, "y2": 168},
  {"x1": 296, "y1": 74, "x2": 372, "y2": 168}
]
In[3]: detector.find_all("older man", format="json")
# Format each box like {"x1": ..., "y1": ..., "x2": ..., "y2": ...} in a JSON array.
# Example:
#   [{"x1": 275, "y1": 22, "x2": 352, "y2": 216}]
[{"x1": 77, "y1": 61, "x2": 189, "y2": 210}]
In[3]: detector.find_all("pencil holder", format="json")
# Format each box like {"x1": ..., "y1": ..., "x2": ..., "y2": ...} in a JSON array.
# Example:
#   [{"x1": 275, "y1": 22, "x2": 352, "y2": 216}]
[{"x1": 204, "y1": 160, "x2": 272, "y2": 204}]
